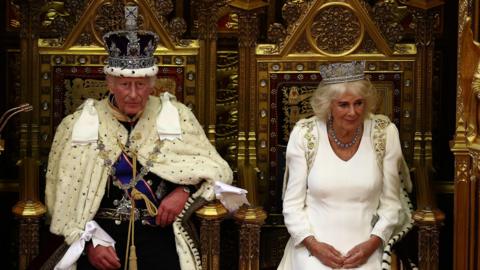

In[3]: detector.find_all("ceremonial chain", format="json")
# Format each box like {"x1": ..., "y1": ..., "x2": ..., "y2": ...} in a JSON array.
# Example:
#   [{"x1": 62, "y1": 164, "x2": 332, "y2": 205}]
[{"x1": 328, "y1": 118, "x2": 361, "y2": 149}]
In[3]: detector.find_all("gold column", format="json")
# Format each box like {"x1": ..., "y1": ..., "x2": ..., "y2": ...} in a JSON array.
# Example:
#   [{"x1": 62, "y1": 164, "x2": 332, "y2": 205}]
[
  {"x1": 229, "y1": 0, "x2": 268, "y2": 206},
  {"x1": 12, "y1": 2, "x2": 46, "y2": 269},
  {"x1": 196, "y1": 0, "x2": 220, "y2": 143},
  {"x1": 195, "y1": 201, "x2": 228, "y2": 270},
  {"x1": 404, "y1": 1, "x2": 445, "y2": 269},
  {"x1": 452, "y1": 0, "x2": 477, "y2": 263},
  {"x1": 413, "y1": 208, "x2": 445, "y2": 269},
  {"x1": 12, "y1": 158, "x2": 46, "y2": 270},
  {"x1": 234, "y1": 206, "x2": 267, "y2": 270}
]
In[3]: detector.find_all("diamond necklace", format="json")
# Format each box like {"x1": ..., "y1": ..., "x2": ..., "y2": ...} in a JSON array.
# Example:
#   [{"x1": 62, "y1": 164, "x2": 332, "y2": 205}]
[{"x1": 328, "y1": 118, "x2": 361, "y2": 149}]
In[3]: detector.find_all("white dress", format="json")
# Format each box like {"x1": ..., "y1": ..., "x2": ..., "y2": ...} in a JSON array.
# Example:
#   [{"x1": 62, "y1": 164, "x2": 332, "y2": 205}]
[{"x1": 279, "y1": 118, "x2": 402, "y2": 270}]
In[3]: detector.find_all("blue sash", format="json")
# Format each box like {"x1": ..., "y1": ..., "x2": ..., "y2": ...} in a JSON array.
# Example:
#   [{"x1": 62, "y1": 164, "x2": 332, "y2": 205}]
[{"x1": 114, "y1": 152, "x2": 159, "y2": 209}]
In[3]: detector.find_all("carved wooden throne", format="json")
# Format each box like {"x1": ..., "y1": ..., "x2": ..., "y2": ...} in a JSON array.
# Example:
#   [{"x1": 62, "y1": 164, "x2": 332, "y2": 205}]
[{"x1": 252, "y1": 1, "x2": 444, "y2": 269}]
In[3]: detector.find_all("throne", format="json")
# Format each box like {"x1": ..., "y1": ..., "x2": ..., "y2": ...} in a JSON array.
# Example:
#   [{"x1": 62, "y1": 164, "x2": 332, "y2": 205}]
[{"x1": 253, "y1": 1, "x2": 443, "y2": 269}]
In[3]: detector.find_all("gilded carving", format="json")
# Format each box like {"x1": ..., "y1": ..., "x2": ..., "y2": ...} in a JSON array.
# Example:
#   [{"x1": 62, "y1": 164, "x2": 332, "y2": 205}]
[
  {"x1": 455, "y1": 1, "x2": 472, "y2": 123},
  {"x1": 199, "y1": 219, "x2": 222, "y2": 269},
  {"x1": 237, "y1": 11, "x2": 260, "y2": 48},
  {"x1": 455, "y1": 157, "x2": 470, "y2": 182},
  {"x1": 370, "y1": 0, "x2": 407, "y2": 46},
  {"x1": 281, "y1": 0, "x2": 307, "y2": 26},
  {"x1": 18, "y1": 217, "x2": 41, "y2": 265},
  {"x1": 7, "y1": 0, "x2": 21, "y2": 30},
  {"x1": 293, "y1": 34, "x2": 313, "y2": 53},
  {"x1": 40, "y1": 1, "x2": 70, "y2": 27},
  {"x1": 37, "y1": 0, "x2": 89, "y2": 43},
  {"x1": 411, "y1": 9, "x2": 435, "y2": 47},
  {"x1": 359, "y1": 34, "x2": 379, "y2": 53},
  {"x1": 267, "y1": 23, "x2": 287, "y2": 45},
  {"x1": 216, "y1": 51, "x2": 239, "y2": 165},
  {"x1": 266, "y1": 0, "x2": 316, "y2": 54},
  {"x1": 217, "y1": 108, "x2": 239, "y2": 137},
  {"x1": 146, "y1": 0, "x2": 174, "y2": 18},
  {"x1": 92, "y1": 1, "x2": 187, "y2": 47},
  {"x1": 417, "y1": 223, "x2": 441, "y2": 269},
  {"x1": 307, "y1": 4, "x2": 363, "y2": 55},
  {"x1": 19, "y1": 0, "x2": 42, "y2": 39},
  {"x1": 194, "y1": 0, "x2": 222, "y2": 40},
  {"x1": 234, "y1": 207, "x2": 266, "y2": 269},
  {"x1": 238, "y1": 224, "x2": 262, "y2": 263},
  {"x1": 145, "y1": 0, "x2": 188, "y2": 45},
  {"x1": 77, "y1": 31, "x2": 94, "y2": 46},
  {"x1": 459, "y1": 17, "x2": 480, "y2": 146},
  {"x1": 467, "y1": 62, "x2": 480, "y2": 144},
  {"x1": 168, "y1": 17, "x2": 187, "y2": 43},
  {"x1": 94, "y1": 2, "x2": 146, "y2": 44}
]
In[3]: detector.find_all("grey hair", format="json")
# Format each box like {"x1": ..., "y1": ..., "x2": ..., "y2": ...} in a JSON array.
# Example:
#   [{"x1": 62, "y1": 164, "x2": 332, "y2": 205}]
[{"x1": 310, "y1": 79, "x2": 377, "y2": 121}]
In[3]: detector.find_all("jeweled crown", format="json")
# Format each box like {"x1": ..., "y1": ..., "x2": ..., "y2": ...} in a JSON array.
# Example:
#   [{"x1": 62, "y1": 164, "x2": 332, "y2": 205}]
[
  {"x1": 319, "y1": 61, "x2": 366, "y2": 84},
  {"x1": 103, "y1": 6, "x2": 159, "y2": 77}
]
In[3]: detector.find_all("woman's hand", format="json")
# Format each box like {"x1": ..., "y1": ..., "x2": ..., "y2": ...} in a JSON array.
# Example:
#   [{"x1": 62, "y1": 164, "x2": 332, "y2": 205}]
[
  {"x1": 343, "y1": 235, "x2": 382, "y2": 269},
  {"x1": 303, "y1": 236, "x2": 345, "y2": 268},
  {"x1": 156, "y1": 186, "x2": 190, "y2": 227},
  {"x1": 86, "y1": 242, "x2": 121, "y2": 270}
]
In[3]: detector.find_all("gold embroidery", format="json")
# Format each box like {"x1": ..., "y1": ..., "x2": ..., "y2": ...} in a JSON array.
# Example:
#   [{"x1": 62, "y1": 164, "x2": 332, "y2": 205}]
[
  {"x1": 300, "y1": 117, "x2": 318, "y2": 172},
  {"x1": 372, "y1": 116, "x2": 390, "y2": 171}
]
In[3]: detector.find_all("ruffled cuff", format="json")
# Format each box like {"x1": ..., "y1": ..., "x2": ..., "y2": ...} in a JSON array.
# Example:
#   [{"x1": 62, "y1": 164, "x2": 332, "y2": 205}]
[
  {"x1": 54, "y1": 220, "x2": 115, "y2": 270},
  {"x1": 214, "y1": 181, "x2": 249, "y2": 212}
]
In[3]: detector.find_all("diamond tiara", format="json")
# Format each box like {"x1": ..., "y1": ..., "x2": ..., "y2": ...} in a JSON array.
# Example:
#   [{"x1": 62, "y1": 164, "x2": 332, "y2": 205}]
[{"x1": 319, "y1": 61, "x2": 366, "y2": 85}]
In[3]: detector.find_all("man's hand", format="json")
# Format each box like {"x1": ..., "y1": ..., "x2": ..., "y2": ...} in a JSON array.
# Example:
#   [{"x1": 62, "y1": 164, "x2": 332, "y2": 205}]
[
  {"x1": 343, "y1": 235, "x2": 382, "y2": 269},
  {"x1": 86, "y1": 243, "x2": 121, "y2": 270},
  {"x1": 156, "y1": 186, "x2": 190, "y2": 227},
  {"x1": 302, "y1": 236, "x2": 345, "y2": 268}
]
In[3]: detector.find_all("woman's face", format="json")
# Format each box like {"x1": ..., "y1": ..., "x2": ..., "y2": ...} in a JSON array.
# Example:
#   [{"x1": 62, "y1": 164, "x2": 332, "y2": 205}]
[
  {"x1": 330, "y1": 91, "x2": 365, "y2": 133},
  {"x1": 108, "y1": 77, "x2": 152, "y2": 116}
]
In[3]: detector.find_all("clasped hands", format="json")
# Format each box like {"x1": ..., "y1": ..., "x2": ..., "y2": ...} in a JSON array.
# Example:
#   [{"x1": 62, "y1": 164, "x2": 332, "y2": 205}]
[
  {"x1": 303, "y1": 235, "x2": 382, "y2": 269},
  {"x1": 86, "y1": 186, "x2": 190, "y2": 269}
]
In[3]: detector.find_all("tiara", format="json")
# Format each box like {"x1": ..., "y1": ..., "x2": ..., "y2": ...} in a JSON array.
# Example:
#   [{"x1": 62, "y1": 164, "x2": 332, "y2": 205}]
[
  {"x1": 319, "y1": 61, "x2": 366, "y2": 84},
  {"x1": 103, "y1": 6, "x2": 159, "y2": 77}
]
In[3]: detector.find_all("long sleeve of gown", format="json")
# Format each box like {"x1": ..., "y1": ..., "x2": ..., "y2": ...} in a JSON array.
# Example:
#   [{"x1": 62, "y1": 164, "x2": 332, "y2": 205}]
[
  {"x1": 282, "y1": 124, "x2": 313, "y2": 246},
  {"x1": 370, "y1": 123, "x2": 402, "y2": 243}
]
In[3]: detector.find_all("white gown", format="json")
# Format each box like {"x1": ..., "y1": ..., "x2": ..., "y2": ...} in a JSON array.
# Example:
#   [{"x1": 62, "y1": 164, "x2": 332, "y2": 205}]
[{"x1": 280, "y1": 118, "x2": 402, "y2": 270}]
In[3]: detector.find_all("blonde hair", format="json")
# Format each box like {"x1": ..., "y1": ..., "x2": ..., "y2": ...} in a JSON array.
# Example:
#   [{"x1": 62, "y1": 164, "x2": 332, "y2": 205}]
[{"x1": 310, "y1": 79, "x2": 377, "y2": 121}]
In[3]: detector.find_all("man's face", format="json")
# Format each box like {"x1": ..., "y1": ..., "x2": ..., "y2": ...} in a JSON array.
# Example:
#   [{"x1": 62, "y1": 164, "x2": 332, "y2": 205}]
[{"x1": 108, "y1": 76, "x2": 152, "y2": 116}]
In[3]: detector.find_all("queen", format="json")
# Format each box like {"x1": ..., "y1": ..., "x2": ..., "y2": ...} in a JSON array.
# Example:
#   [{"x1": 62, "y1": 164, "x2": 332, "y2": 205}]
[{"x1": 278, "y1": 61, "x2": 409, "y2": 270}]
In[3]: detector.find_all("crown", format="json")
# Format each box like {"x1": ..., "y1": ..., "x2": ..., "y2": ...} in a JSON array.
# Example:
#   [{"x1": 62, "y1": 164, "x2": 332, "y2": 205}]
[
  {"x1": 103, "y1": 6, "x2": 159, "y2": 77},
  {"x1": 319, "y1": 61, "x2": 366, "y2": 84}
]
